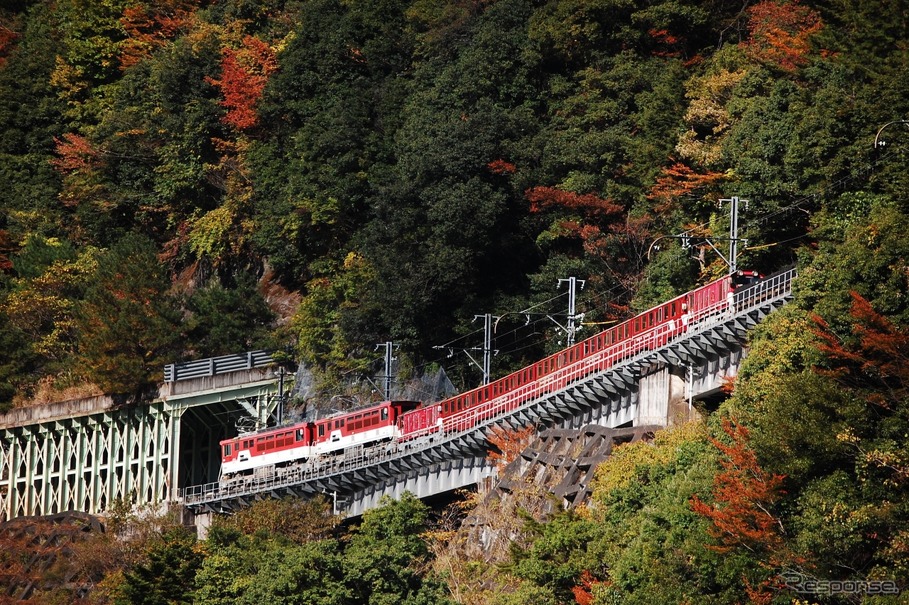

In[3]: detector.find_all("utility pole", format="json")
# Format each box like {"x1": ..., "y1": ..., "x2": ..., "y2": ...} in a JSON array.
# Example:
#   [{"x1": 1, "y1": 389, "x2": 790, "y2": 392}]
[
  {"x1": 433, "y1": 315, "x2": 497, "y2": 386},
  {"x1": 475, "y1": 313, "x2": 493, "y2": 385},
  {"x1": 375, "y1": 341, "x2": 396, "y2": 400},
  {"x1": 719, "y1": 196, "x2": 747, "y2": 274},
  {"x1": 558, "y1": 277, "x2": 586, "y2": 347},
  {"x1": 275, "y1": 366, "x2": 285, "y2": 425}
]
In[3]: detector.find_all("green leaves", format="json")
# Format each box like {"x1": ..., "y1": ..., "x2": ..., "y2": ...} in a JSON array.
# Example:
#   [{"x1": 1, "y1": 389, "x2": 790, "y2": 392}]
[{"x1": 76, "y1": 233, "x2": 180, "y2": 394}]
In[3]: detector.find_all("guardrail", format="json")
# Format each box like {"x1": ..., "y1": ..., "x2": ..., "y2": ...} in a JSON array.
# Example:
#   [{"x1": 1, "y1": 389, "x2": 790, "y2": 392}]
[
  {"x1": 164, "y1": 350, "x2": 275, "y2": 383},
  {"x1": 180, "y1": 267, "x2": 796, "y2": 508}
]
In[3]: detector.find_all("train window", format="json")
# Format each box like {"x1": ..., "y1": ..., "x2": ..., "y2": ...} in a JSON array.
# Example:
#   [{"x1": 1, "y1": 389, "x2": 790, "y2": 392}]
[
  {"x1": 296, "y1": 429, "x2": 305, "y2": 441},
  {"x1": 318, "y1": 424, "x2": 325, "y2": 437},
  {"x1": 223, "y1": 444, "x2": 231, "y2": 457},
  {"x1": 340, "y1": 419, "x2": 345, "y2": 428},
  {"x1": 381, "y1": 408, "x2": 388, "y2": 421}
]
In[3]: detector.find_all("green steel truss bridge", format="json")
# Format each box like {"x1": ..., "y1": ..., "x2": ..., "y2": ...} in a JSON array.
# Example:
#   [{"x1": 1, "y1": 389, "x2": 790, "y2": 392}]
[{"x1": 0, "y1": 352, "x2": 284, "y2": 521}]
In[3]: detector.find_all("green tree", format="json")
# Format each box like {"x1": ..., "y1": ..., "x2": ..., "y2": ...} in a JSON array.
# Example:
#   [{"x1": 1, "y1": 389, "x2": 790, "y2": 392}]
[
  {"x1": 239, "y1": 540, "x2": 350, "y2": 605},
  {"x1": 0, "y1": 1, "x2": 65, "y2": 243},
  {"x1": 343, "y1": 493, "x2": 453, "y2": 605},
  {"x1": 184, "y1": 273, "x2": 277, "y2": 358},
  {"x1": 118, "y1": 527, "x2": 202, "y2": 605},
  {"x1": 76, "y1": 233, "x2": 180, "y2": 394}
]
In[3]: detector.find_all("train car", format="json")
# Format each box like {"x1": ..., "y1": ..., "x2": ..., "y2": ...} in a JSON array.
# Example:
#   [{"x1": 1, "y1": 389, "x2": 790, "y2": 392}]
[
  {"x1": 685, "y1": 274, "x2": 732, "y2": 322},
  {"x1": 220, "y1": 400, "x2": 420, "y2": 478},
  {"x1": 397, "y1": 403, "x2": 442, "y2": 441},
  {"x1": 220, "y1": 422, "x2": 312, "y2": 477},
  {"x1": 428, "y1": 272, "x2": 745, "y2": 436},
  {"x1": 311, "y1": 400, "x2": 421, "y2": 455},
  {"x1": 219, "y1": 271, "x2": 767, "y2": 480}
]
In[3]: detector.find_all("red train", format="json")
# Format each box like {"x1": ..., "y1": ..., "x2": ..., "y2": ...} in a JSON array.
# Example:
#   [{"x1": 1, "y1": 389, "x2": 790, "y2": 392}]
[{"x1": 220, "y1": 271, "x2": 763, "y2": 479}]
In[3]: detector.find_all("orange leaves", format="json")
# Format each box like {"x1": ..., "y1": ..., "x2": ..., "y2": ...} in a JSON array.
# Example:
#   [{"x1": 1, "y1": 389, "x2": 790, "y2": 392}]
[
  {"x1": 571, "y1": 570, "x2": 605, "y2": 605},
  {"x1": 51, "y1": 133, "x2": 101, "y2": 174},
  {"x1": 690, "y1": 418, "x2": 786, "y2": 554},
  {"x1": 811, "y1": 291, "x2": 909, "y2": 405},
  {"x1": 647, "y1": 162, "x2": 727, "y2": 212},
  {"x1": 119, "y1": 1, "x2": 197, "y2": 69},
  {"x1": 207, "y1": 36, "x2": 278, "y2": 131},
  {"x1": 525, "y1": 186, "x2": 622, "y2": 217},
  {"x1": 743, "y1": 0, "x2": 822, "y2": 71},
  {"x1": 486, "y1": 424, "x2": 536, "y2": 473},
  {"x1": 487, "y1": 159, "x2": 516, "y2": 174}
]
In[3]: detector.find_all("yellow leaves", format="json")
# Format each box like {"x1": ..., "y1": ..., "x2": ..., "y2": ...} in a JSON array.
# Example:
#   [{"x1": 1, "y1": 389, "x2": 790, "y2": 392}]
[
  {"x1": 6, "y1": 289, "x2": 75, "y2": 358},
  {"x1": 676, "y1": 67, "x2": 748, "y2": 168},
  {"x1": 592, "y1": 421, "x2": 706, "y2": 499},
  {"x1": 187, "y1": 205, "x2": 240, "y2": 263},
  {"x1": 835, "y1": 429, "x2": 859, "y2": 445},
  {"x1": 6, "y1": 249, "x2": 98, "y2": 361},
  {"x1": 49, "y1": 55, "x2": 89, "y2": 106}
]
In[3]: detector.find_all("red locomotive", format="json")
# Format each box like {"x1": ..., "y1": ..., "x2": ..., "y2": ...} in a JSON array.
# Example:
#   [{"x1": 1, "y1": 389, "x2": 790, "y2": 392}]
[{"x1": 220, "y1": 271, "x2": 764, "y2": 479}]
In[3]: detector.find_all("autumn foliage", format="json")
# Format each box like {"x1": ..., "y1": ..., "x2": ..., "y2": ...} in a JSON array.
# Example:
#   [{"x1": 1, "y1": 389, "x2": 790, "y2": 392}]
[
  {"x1": 571, "y1": 570, "x2": 605, "y2": 605},
  {"x1": 647, "y1": 162, "x2": 727, "y2": 212},
  {"x1": 50, "y1": 133, "x2": 101, "y2": 174},
  {"x1": 487, "y1": 158, "x2": 516, "y2": 174},
  {"x1": 486, "y1": 424, "x2": 536, "y2": 473},
  {"x1": 119, "y1": 1, "x2": 198, "y2": 69},
  {"x1": 690, "y1": 418, "x2": 786, "y2": 554},
  {"x1": 0, "y1": 21, "x2": 18, "y2": 68},
  {"x1": 207, "y1": 36, "x2": 278, "y2": 131},
  {"x1": 812, "y1": 292, "x2": 909, "y2": 399},
  {"x1": 525, "y1": 186, "x2": 622, "y2": 217},
  {"x1": 743, "y1": 0, "x2": 823, "y2": 71}
]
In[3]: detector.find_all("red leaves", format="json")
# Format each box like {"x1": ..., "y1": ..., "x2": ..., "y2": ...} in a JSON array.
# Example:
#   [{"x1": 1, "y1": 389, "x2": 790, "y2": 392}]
[
  {"x1": 743, "y1": 0, "x2": 822, "y2": 71},
  {"x1": 647, "y1": 162, "x2": 727, "y2": 212},
  {"x1": 487, "y1": 159, "x2": 516, "y2": 174},
  {"x1": 486, "y1": 424, "x2": 536, "y2": 473},
  {"x1": 648, "y1": 28, "x2": 682, "y2": 58},
  {"x1": 811, "y1": 292, "x2": 909, "y2": 406},
  {"x1": 0, "y1": 21, "x2": 19, "y2": 68},
  {"x1": 690, "y1": 418, "x2": 786, "y2": 554},
  {"x1": 525, "y1": 186, "x2": 622, "y2": 217},
  {"x1": 207, "y1": 36, "x2": 278, "y2": 131},
  {"x1": 51, "y1": 133, "x2": 101, "y2": 174}
]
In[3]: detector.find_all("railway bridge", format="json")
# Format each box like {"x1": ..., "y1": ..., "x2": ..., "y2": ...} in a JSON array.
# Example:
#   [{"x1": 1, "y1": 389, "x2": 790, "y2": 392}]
[
  {"x1": 0, "y1": 268, "x2": 795, "y2": 524},
  {"x1": 181, "y1": 268, "x2": 796, "y2": 520}
]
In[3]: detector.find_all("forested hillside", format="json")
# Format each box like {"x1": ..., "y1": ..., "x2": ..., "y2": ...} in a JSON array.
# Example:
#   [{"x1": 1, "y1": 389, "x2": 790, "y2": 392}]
[
  {"x1": 4, "y1": 0, "x2": 905, "y2": 407},
  {"x1": 3, "y1": 0, "x2": 909, "y2": 603}
]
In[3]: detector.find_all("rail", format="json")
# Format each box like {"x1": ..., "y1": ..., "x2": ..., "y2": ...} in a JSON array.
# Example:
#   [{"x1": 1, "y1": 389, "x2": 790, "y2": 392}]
[{"x1": 180, "y1": 267, "x2": 795, "y2": 507}]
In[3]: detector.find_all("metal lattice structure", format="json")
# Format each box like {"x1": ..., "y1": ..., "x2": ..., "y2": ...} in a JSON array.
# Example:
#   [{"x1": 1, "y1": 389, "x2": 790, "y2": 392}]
[
  {"x1": 0, "y1": 361, "x2": 284, "y2": 522},
  {"x1": 0, "y1": 402, "x2": 178, "y2": 519}
]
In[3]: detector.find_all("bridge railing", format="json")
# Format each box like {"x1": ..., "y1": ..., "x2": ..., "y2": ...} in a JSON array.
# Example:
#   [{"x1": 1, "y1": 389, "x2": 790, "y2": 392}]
[
  {"x1": 164, "y1": 350, "x2": 275, "y2": 382},
  {"x1": 180, "y1": 267, "x2": 796, "y2": 508}
]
